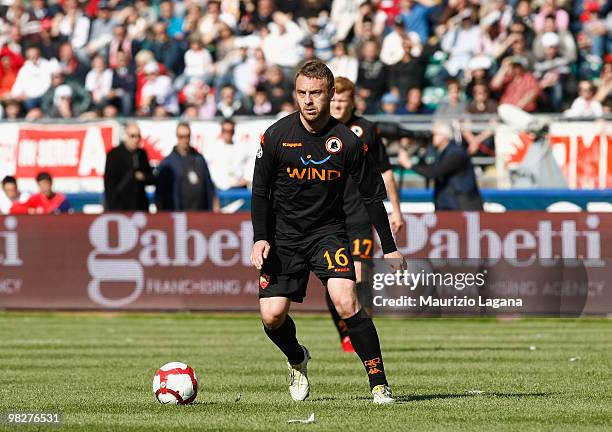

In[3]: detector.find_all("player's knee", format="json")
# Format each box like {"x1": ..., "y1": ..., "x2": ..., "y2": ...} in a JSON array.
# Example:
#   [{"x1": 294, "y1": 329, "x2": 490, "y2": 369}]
[
  {"x1": 261, "y1": 309, "x2": 287, "y2": 329},
  {"x1": 333, "y1": 297, "x2": 360, "y2": 319}
]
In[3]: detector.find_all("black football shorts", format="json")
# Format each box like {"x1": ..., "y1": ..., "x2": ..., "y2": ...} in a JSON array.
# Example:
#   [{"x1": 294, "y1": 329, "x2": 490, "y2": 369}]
[
  {"x1": 346, "y1": 223, "x2": 374, "y2": 262},
  {"x1": 259, "y1": 232, "x2": 356, "y2": 303}
]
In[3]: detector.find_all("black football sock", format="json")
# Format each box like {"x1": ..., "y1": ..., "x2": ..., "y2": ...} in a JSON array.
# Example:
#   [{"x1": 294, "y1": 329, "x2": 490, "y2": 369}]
[
  {"x1": 325, "y1": 289, "x2": 349, "y2": 339},
  {"x1": 344, "y1": 309, "x2": 388, "y2": 389},
  {"x1": 263, "y1": 315, "x2": 305, "y2": 365}
]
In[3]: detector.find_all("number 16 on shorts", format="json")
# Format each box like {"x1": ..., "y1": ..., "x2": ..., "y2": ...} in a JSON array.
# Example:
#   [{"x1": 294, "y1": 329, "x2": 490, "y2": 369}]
[{"x1": 323, "y1": 248, "x2": 352, "y2": 273}]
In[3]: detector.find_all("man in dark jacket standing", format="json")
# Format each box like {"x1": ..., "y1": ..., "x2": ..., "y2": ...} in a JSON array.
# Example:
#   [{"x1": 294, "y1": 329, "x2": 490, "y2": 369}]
[
  {"x1": 104, "y1": 123, "x2": 153, "y2": 211},
  {"x1": 155, "y1": 122, "x2": 219, "y2": 211},
  {"x1": 404, "y1": 123, "x2": 483, "y2": 211}
]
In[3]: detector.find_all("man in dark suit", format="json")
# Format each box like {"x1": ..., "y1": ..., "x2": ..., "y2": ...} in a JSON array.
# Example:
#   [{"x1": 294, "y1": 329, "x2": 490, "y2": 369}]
[
  {"x1": 104, "y1": 123, "x2": 153, "y2": 211},
  {"x1": 404, "y1": 123, "x2": 483, "y2": 210}
]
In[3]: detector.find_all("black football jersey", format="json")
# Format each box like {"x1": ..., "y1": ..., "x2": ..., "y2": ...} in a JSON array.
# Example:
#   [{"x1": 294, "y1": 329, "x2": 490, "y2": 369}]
[
  {"x1": 343, "y1": 114, "x2": 392, "y2": 225},
  {"x1": 252, "y1": 112, "x2": 387, "y2": 244}
]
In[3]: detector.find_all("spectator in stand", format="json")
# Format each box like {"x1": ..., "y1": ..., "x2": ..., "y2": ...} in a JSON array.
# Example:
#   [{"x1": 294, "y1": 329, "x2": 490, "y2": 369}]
[
  {"x1": 380, "y1": 15, "x2": 410, "y2": 67},
  {"x1": 357, "y1": 39, "x2": 388, "y2": 113},
  {"x1": 299, "y1": 15, "x2": 334, "y2": 62},
  {"x1": 252, "y1": 0, "x2": 276, "y2": 27},
  {"x1": 534, "y1": 32, "x2": 574, "y2": 111},
  {"x1": 0, "y1": 49, "x2": 22, "y2": 101},
  {"x1": 498, "y1": 29, "x2": 536, "y2": 70},
  {"x1": 327, "y1": 41, "x2": 358, "y2": 83},
  {"x1": 388, "y1": 35, "x2": 426, "y2": 103},
  {"x1": 182, "y1": 78, "x2": 216, "y2": 119},
  {"x1": 534, "y1": 0, "x2": 569, "y2": 34},
  {"x1": 56, "y1": 42, "x2": 88, "y2": 85},
  {"x1": 490, "y1": 56, "x2": 540, "y2": 112},
  {"x1": 252, "y1": 85, "x2": 273, "y2": 116},
  {"x1": 203, "y1": 118, "x2": 252, "y2": 191},
  {"x1": 262, "y1": 12, "x2": 305, "y2": 68},
  {"x1": 52, "y1": 0, "x2": 90, "y2": 56},
  {"x1": 463, "y1": 82, "x2": 498, "y2": 157},
  {"x1": 144, "y1": 22, "x2": 185, "y2": 77},
  {"x1": 435, "y1": 79, "x2": 467, "y2": 118},
  {"x1": 379, "y1": 92, "x2": 400, "y2": 114},
  {"x1": 533, "y1": 15, "x2": 577, "y2": 63},
  {"x1": 595, "y1": 61, "x2": 612, "y2": 112},
  {"x1": 41, "y1": 68, "x2": 90, "y2": 118},
  {"x1": 564, "y1": 80, "x2": 604, "y2": 117},
  {"x1": 0, "y1": 176, "x2": 28, "y2": 215},
  {"x1": 139, "y1": 61, "x2": 177, "y2": 116},
  {"x1": 440, "y1": 9, "x2": 481, "y2": 82},
  {"x1": 155, "y1": 122, "x2": 219, "y2": 212},
  {"x1": 108, "y1": 24, "x2": 140, "y2": 70},
  {"x1": 2, "y1": 99, "x2": 22, "y2": 119},
  {"x1": 10, "y1": 46, "x2": 54, "y2": 111},
  {"x1": 397, "y1": 87, "x2": 431, "y2": 114},
  {"x1": 178, "y1": 33, "x2": 214, "y2": 88},
  {"x1": 216, "y1": 83, "x2": 250, "y2": 117},
  {"x1": 85, "y1": 1, "x2": 117, "y2": 60},
  {"x1": 263, "y1": 65, "x2": 293, "y2": 113},
  {"x1": 109, "y1": 51, "x2": 136, "y2": 116},
  {"x1": 85, "y1": 55, "x2": 113, "y2": 111},
  {"x1": 22, "y1": 172, "x2": 72, "y2": 214},
  {"x1": 104, "y1": 123, "x2": 153, "y2": 211},
  {"x1": 158, "y1": 0, "x2": 184, "y2": 39},
  {"x1": 398, "y1": 0, "x2": 430, "y2": 43}
]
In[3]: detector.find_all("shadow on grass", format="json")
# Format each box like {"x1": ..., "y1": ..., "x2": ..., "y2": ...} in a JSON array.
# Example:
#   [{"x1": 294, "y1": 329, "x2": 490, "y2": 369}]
[
  {"x1": 347, "y1": 392, "x2": 554, "y2": 403},
  {"x1": 386, "y1": 346, "x2": 535, "y2": 353}
]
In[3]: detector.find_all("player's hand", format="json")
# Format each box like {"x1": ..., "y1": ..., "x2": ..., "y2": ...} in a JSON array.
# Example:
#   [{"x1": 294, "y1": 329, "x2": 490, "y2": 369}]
[
  {"x1": 251, "y1": 240, "x2": 271, "y2": 270},
  {"x1": 384, "y1": 250, "x2": 406, "y2": 272},
  {"x1": 389, "y1": 212, "x2": 404, "y2": 235}
]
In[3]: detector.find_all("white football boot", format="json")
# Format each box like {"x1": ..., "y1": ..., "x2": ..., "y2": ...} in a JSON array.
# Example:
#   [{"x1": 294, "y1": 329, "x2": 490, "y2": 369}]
[
  {"x1": 287, "y1": 346, "x2": 310, "y2": 401},
  {"x1": 372, "y1": 384, "x2": 395, "y2": 404}
]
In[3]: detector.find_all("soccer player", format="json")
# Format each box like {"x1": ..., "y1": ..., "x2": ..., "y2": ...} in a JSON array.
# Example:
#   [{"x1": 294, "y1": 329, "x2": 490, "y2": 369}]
[
  {"x1": 328, "y1": 76, "x2": 404, "y2": 352},
  {"x1": 251, "y1": 60, "x2": 404, "y2": 404}
]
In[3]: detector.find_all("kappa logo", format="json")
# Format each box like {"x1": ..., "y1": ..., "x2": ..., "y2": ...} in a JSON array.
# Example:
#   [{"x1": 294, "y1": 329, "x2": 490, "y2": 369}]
[
  {"x1": 363, "y1": 144, "x2": 369, "y2": 155},
  {"x1": 350, "y1": 125, "x2": 364, "y2": 137},
  {"x1": 259, "y1": 274, "x2": 270, "y2": 289},
  {"x1": 325, "y1": 136, "x2": 343, "y2": 154},
  {"x1": 256, "y1": 147, "x2": 263, "y2": 158}
]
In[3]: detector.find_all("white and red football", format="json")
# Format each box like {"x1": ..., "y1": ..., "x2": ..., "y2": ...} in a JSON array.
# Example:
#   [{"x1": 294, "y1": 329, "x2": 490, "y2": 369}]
[{"x1": 152, "y1": 362, "x2": 199, "y2": 405}]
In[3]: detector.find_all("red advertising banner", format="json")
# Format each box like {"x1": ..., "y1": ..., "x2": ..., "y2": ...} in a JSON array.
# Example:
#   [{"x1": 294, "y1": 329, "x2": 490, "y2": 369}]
[{"x1": 0, "y1": 212, "x2": 610, "y2": 313}]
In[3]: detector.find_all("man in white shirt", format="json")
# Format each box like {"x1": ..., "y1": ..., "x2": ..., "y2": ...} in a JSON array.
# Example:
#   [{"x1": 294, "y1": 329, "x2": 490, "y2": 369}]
[
  {"x1": 564, "y1": 80, "x2": 604, "y2": 118},
  {"x1": 1, "y1": 176, "x2": 28, "y2": 214},
  {"x1": 10, "y1": 46, "x2": 56, "y2": 110},
  {"x1": 204, "y1": 119, "x2": 252, "y2": 191},
  {"x1": 139, "y1": 62, "x2": 178, "y2": 115}
]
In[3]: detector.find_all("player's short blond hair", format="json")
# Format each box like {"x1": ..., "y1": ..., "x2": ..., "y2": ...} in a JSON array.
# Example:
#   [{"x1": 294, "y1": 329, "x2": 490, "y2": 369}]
[{"x1": 334, "y1": 77, "x2": 355, "y2": 98}]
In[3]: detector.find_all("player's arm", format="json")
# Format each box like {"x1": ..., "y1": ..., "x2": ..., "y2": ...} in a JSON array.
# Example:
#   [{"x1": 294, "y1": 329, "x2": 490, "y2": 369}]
[
  {"x1": 250, "y1": 130, "x2": 276, "y2": 269},
  {"x1": 347, "y1": 137, "x2": 403, "y2": 264},
  {"x1": 371, "y1": 126, "x2": 404, "y2": 234}
]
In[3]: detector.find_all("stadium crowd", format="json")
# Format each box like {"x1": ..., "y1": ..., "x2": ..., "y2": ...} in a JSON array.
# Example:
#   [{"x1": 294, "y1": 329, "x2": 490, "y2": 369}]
[{"x1": 0, "y1": 0, "x2": 610, "y2": 122}]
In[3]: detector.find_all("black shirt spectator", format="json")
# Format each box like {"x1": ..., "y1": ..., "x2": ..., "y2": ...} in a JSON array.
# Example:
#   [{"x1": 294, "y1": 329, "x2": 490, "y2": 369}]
[
  {"x1": 388, "y1": 38, "x2": 427, "y2": 102},
  {"x1": 155, "y1": 123, "x2": 217, "y2": 211},
  {"x1": 104, "y1": 124, "x2": 153, "y2": 211},
  {"x1": 356, "y1": 40, "x2": 388, "y2": 113}
]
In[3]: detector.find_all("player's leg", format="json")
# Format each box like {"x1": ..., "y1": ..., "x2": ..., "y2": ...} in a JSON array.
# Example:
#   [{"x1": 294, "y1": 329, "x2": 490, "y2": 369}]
[
  {"x1": 327, "y1": 278, "x2": 388, "y2": 384},
  {"x1": 260, "y1": 296, "x2": 310, "y2": 401},
  {"x1": 326, "y1": 225, "x2": 373, "y2": 351},
  {"x1": 258, "y1": 245, "x2": 311, "y2": 401},
  {"x1": 260, "y1": 296, "x2": 304, "y2": 364}
]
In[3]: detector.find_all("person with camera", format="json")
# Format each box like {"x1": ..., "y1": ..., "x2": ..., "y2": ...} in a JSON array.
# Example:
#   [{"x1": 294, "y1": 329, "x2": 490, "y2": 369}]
[{"x1": 401, "y1": 122, "x2": 483, "y2": 211}]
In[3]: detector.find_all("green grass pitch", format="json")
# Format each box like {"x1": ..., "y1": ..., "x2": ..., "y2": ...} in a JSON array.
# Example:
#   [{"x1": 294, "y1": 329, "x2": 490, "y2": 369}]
[{"x1": 0, "y1": 313, "x2": 610, "y2": 431}]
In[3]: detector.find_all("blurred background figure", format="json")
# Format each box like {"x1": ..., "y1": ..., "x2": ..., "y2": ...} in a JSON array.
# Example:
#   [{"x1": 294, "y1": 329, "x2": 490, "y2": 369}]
[
  {"x1": 155, "y1": 122, "x2": 219, "y2": 211},
  {"x1": 104, "y1": 123, "x2": 153, "y2": 211}
]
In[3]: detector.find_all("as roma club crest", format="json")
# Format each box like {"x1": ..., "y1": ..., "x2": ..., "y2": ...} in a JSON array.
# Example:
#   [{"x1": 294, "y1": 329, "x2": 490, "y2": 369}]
[
  {"x1": 350, "y1": 125, "x2": 363, "y2": 137},
  {"x1": 325, "y1": 136, "x2": 343, "y2": 154},
  {"x1": 259, "y1": 274, "x2": 270, "y2": 289}
]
